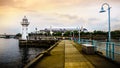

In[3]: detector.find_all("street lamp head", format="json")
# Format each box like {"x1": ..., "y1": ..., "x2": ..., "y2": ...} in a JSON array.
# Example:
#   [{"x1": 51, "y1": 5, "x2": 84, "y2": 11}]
[{"x1": 99, "y1": 7, "x2": 106, "y2": 13}]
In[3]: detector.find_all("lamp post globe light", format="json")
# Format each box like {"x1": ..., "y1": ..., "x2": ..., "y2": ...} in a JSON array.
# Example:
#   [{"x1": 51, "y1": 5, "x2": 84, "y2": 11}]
[{"x1": 99, "y1": 3, "x2": 111, "y2": 42}]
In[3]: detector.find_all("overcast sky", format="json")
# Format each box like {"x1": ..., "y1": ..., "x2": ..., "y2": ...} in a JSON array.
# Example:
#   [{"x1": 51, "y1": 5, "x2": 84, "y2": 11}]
[{"x1": 0, "y1": 0, "x2": 120, "y2": 34}]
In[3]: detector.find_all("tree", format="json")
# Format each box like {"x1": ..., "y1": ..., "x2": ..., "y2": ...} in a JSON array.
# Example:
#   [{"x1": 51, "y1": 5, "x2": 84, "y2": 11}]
[
  {"x1": 111, "y1": 30, "x2": 120, "y2": 39},
  {"x1": 15, "y1": 33, "x2": 22, "y2": 39},
  {"x1": 93, "y1": 30, "x2": 107, "y2": 35},
  {"x1": 16, "y1": 33, "x2": 22, "y2": 37},
  {"x1": 53, "y1": 32, "x2": 62, "y2": 36},
  {"x1": 64, "y1": 31, "x2": 70, "y2": 36}
]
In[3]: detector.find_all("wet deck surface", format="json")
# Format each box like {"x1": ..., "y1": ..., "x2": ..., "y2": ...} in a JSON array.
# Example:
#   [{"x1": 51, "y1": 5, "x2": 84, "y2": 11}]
[{"x1": 33, "y1": 40, "x2": 120, "y2": 68}]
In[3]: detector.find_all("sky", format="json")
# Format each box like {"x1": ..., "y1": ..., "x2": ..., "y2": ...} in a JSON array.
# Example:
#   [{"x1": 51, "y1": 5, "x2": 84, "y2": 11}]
[{"x1": 0, "y1": 0, "x2": 120, "y2": 34}]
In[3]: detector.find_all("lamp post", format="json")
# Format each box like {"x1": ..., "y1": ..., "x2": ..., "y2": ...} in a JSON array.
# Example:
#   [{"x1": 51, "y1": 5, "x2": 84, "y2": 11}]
[
  {"x1": 77, "y1": 27, "x2": 83, "y2": 44},
  {"x1": 73, "y1": 30, "x2": 74, "y2": 40},
  {"x1": 99, "y1": 3, "x2": 111, "y2": 42},
  {"x1": 99, "y1": 3, "x2": 111, "y2": 58},
  {"x1": 78, "y1": 27, "x2": 80, "y2": 43},
  {"x1": 70, "y1": 30, "x2": 74, "y2": 40}
]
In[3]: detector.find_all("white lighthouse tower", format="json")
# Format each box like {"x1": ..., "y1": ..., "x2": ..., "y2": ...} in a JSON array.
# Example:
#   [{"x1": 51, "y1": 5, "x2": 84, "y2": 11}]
[{"x1": 21, "y1": 16, "x2": 30, "y2": 40}]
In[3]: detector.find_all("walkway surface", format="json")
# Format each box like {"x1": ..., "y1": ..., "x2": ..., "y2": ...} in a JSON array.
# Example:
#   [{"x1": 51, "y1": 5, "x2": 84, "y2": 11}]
[
  {"x1": 33, "y1": 40, "x2": 120, "y2": 68},
  {"x1": 65, "y1": 40, "x2": 94, "y2": 68},
  {"x1": 34, "y1": 40, "x2": 65, "y2": 68}
]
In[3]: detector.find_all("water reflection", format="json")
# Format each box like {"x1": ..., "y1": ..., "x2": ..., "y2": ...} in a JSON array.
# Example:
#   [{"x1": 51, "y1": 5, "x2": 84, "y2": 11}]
[
  {"x1": 0, "y1": 39, "x2": 46, "y2": 68},
  {"x1": 20, "y1": 46, "x2": 29, "y2": 67}
]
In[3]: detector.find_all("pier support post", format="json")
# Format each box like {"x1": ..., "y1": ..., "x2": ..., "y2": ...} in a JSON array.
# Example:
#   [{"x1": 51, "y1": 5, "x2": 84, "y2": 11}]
[{"x1": 112, "y1": 43, "x2": 115, "y2": 60}]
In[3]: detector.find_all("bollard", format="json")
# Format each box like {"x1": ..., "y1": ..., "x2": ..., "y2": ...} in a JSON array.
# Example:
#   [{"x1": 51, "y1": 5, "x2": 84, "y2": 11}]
[
  {"x1": 91, "y1": 40, "x2": 94, "y2": 45},
  {"x1": 92, "y1": 40, "x2": 96, "y2": 52},
  {"x1": 78, "y1": 39, "x2": 80, "y2": 44},
  {"x1": 106, "y1": 42, "x2": 109, "y2": 58},
  {"x1": 111, "y1": 43, "x2": 115, "y2": 60}
]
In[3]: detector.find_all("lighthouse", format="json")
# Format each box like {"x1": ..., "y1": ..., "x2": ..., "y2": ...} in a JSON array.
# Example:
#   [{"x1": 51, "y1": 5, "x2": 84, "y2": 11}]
[{"x1": 21, "y1": 16, "x2": 30, "y2": 40}]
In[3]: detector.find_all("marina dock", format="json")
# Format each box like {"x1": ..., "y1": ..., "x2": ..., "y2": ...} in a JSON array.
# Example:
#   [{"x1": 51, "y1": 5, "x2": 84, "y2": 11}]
[{"x1": 25, "y1": 40, "x2": 120, "y2": 68}]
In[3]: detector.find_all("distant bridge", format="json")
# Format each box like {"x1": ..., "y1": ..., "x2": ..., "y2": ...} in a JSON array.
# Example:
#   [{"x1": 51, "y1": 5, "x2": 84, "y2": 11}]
[{"x1": 0, "y1": 34, "x2": 16, "y2": 38}]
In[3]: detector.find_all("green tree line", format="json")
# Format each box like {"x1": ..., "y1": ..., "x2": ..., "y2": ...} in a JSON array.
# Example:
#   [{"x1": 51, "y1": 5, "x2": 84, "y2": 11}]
[{"x1": 15, "y1": 30, "x2": 120, "y2": 40}]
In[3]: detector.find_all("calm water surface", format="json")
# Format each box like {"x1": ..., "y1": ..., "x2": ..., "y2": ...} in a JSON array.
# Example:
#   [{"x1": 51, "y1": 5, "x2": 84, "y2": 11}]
[
  {"x1": 0, "y1": 38, "x2": 46, "y2": 68},
  {"x1": 94, "y1": 41, "x2": 120, "y2": 63}
]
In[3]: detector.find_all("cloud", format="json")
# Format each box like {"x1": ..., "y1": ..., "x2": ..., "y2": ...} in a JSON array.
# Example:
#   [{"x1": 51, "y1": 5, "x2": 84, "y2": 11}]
[
  {"x1": 0, "y1": 0, "x2": 14, "y2": 6},
  {"x1": 111, "y1": 17, "x2": 120, "y2": 22},
  {"x1": 0, "y1": 0, "x2": 120, "y2": 33},
  {"x1": 88, "y1": 18, "x2": 100, "y2": 21},
  {"x1": 56, "y1": 13, "x2": 78, "y2": 20},
  {"x1": 0, "y1": 0, "x2": 106, "y2": 12},
  {"x1": 112, "y1": 24, "x2": 120, "y2": 30},
  {"x1": 0, "y1": 0, "x2": 81, "y2": 11}
]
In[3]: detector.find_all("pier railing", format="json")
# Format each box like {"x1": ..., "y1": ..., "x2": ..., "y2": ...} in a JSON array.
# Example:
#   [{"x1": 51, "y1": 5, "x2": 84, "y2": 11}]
[{"x1": 73, "y1": 38, "x2": 120, "y2": 63}]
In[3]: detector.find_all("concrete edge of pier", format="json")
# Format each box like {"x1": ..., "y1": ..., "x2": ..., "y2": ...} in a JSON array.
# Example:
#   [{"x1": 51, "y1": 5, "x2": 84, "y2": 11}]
[
  {"x1": 19, "y1": 40, "x2": 58, "y2": 47},
  {"x1": 24, "y1": 40, "x2": 61, "y2": 68}
]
